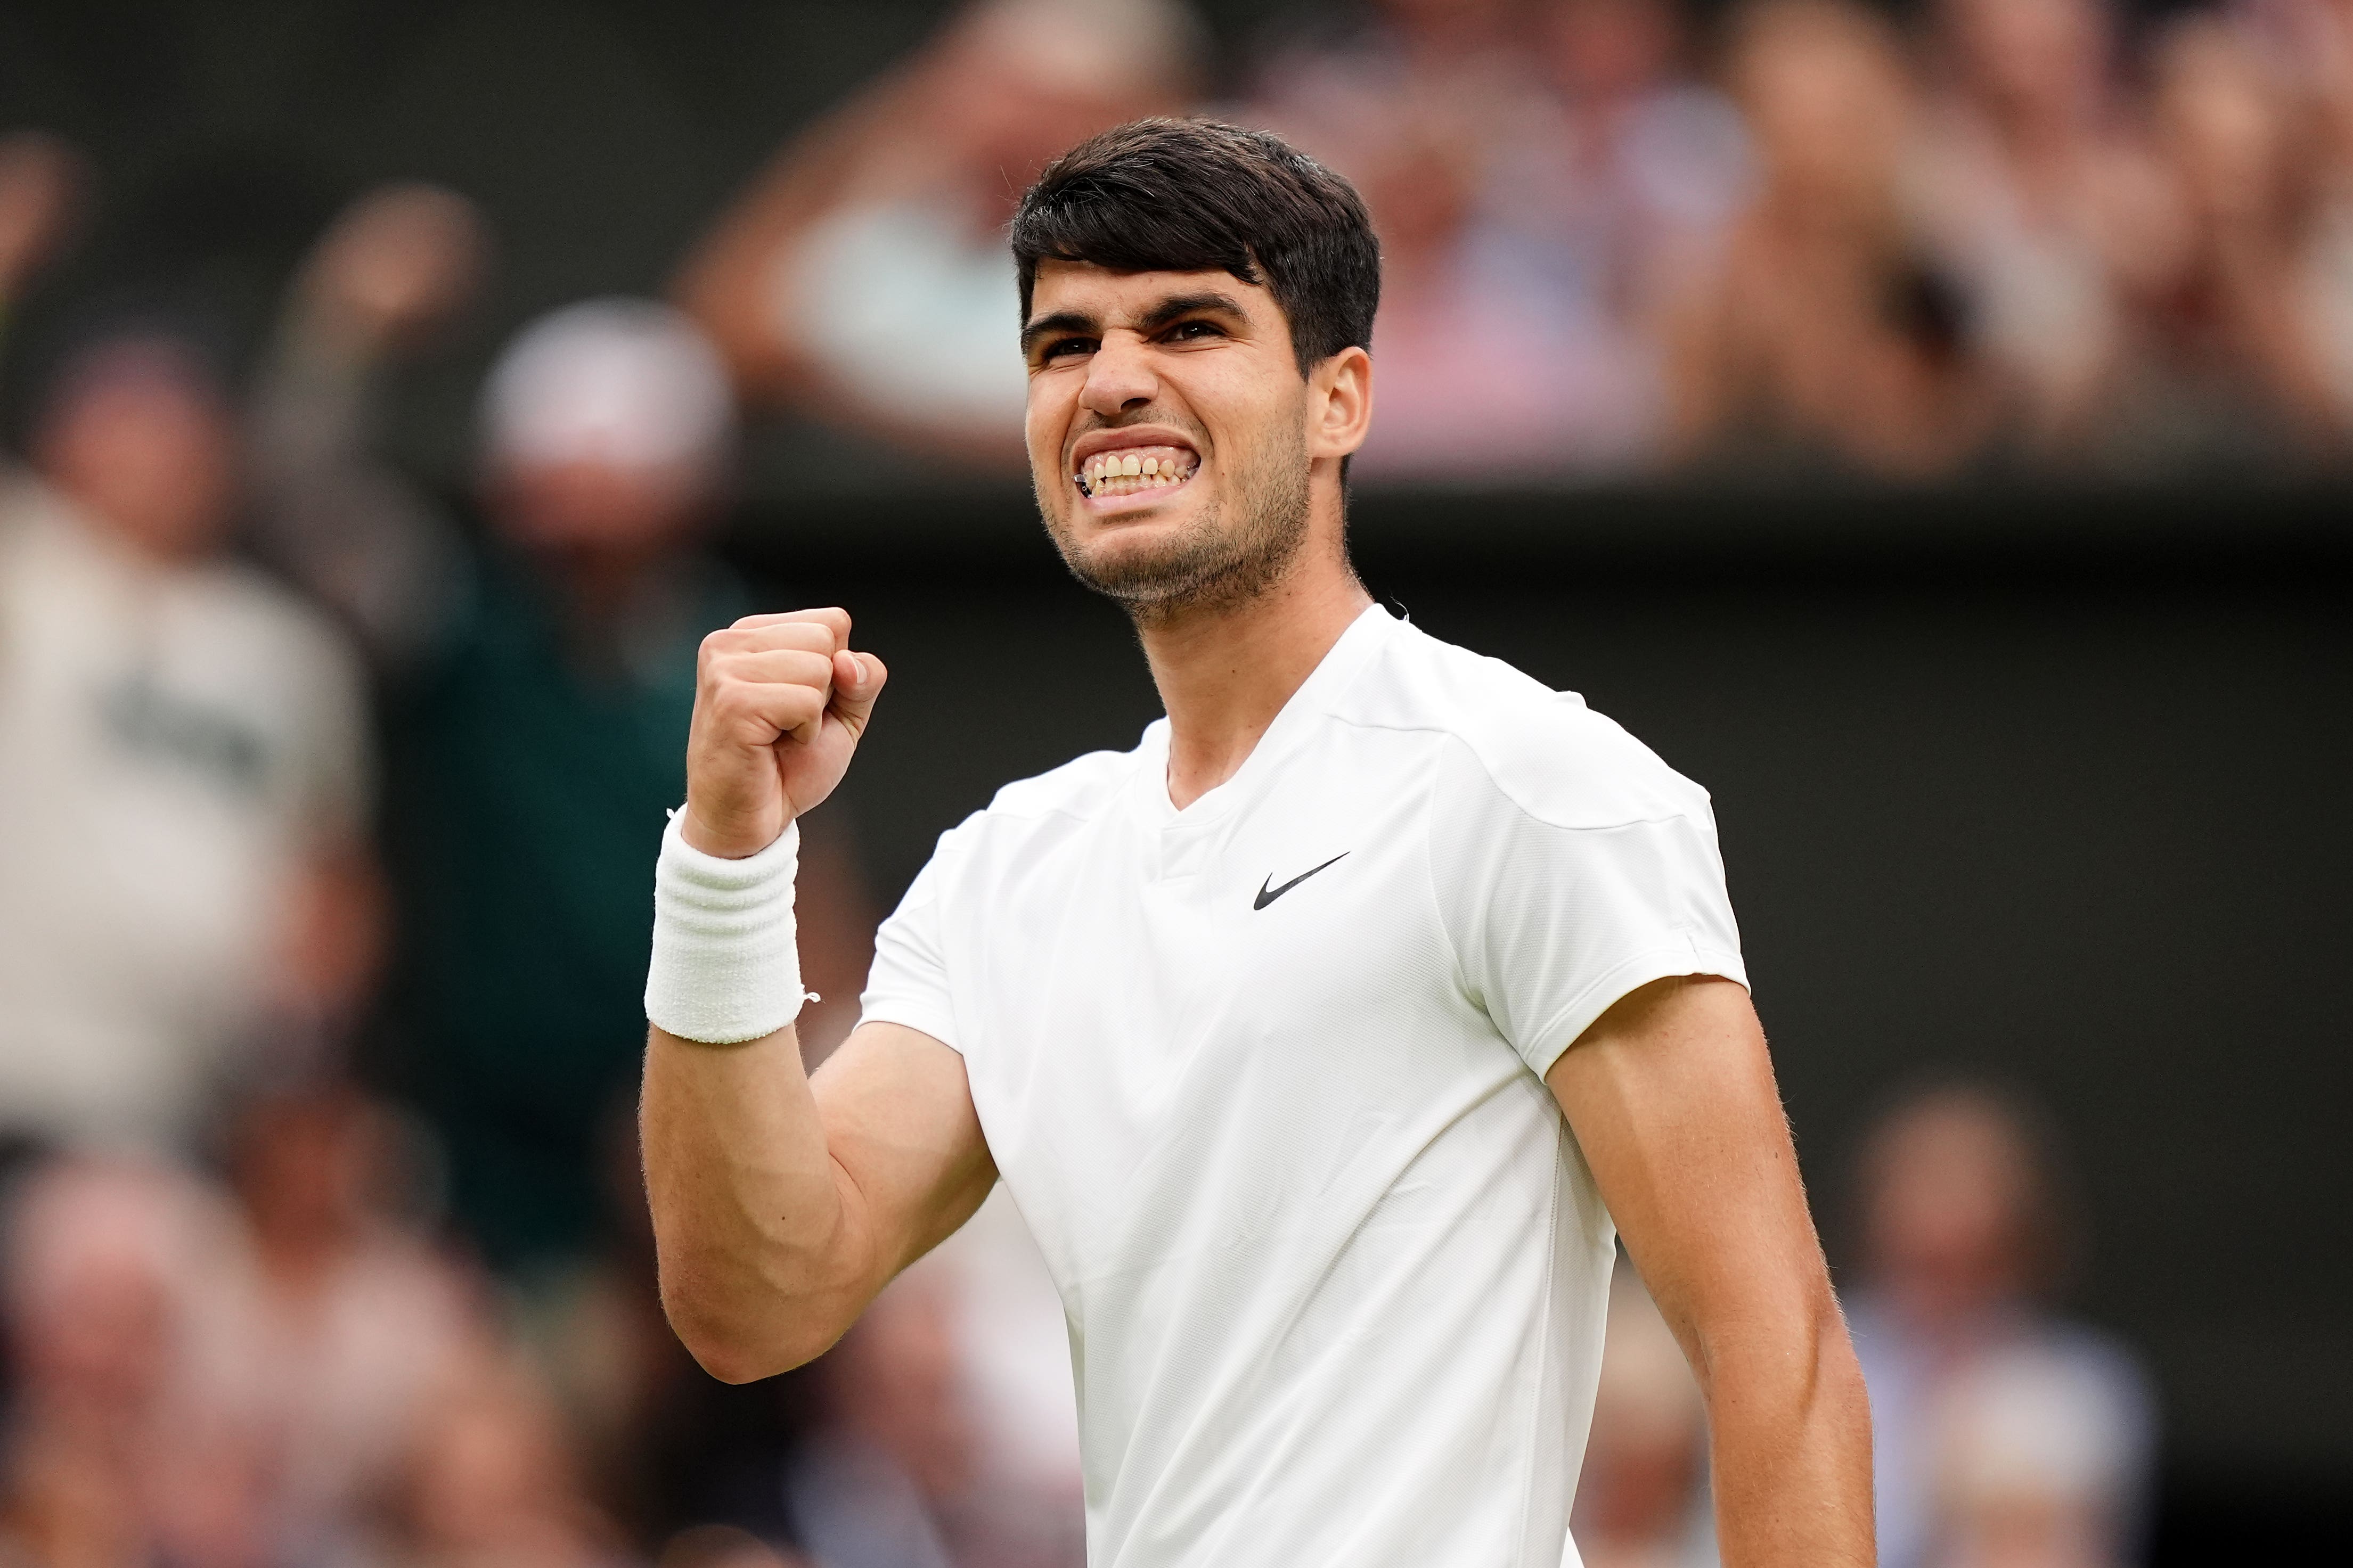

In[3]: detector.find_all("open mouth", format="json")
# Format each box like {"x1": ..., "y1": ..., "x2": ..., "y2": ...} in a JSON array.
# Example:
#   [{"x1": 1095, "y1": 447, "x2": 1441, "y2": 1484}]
[{"x1": 1074, "y1": 444, "x2": 1200, "y2": 504}]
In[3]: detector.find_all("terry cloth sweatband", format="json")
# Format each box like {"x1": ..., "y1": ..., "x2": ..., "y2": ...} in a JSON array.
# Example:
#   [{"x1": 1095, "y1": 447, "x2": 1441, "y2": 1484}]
[{"x1": 644, "y1": 810, "x2": 808, "y2": 1044}]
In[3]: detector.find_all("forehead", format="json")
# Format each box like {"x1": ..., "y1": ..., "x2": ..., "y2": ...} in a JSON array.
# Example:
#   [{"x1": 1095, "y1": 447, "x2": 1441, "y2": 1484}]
[{"x1": 1025, "y1": 259, "x2": 1279, "y2": 326}]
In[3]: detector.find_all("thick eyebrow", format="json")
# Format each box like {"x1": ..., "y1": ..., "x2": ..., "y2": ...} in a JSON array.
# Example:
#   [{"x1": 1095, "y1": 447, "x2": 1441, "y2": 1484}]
[
  {"x1": 1133, "y1": 290, "x2": 1248, "y2": 335},
  {"x1": 1019, "y1": 291, "x2": 1251, "y2": 357},
  {"x1": 1019, "y1": 309, "x2": 1099, "y2": 357}
]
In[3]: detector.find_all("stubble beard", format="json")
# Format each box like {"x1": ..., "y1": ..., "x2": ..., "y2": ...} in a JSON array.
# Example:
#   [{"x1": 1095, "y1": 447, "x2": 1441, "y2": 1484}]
[{"x1": 1039, "y1": 420, "x2": 1312, "y2": 630}]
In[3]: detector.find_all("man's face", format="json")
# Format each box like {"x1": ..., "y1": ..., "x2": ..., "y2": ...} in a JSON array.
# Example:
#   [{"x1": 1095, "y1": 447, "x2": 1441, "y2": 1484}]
[
  {"x1": 37, "y1": 353, "x2": 238, "y2": 563},
  {"x1": 1022, "y1": 262, "x2": 1317, "y2": 622}
]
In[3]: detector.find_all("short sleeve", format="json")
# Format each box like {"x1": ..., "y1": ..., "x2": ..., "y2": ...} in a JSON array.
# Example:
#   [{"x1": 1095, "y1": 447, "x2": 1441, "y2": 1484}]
[
  {"x1": 1429, "y1": 732, "x2": 1746, "y2": 1079},
  {"x1": 857, "y1": 847, "x2": 963, "y2": 1054}
]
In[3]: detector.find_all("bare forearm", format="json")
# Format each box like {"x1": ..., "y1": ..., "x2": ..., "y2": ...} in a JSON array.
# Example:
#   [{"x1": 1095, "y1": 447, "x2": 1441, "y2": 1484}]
[
  {"x1": 1551, "y1": 981, "x2": 1876, "y2": 1563},
  {"x1": 646, "y1": 617, "x2": 987, "y2": 1378},
  {"x1": 1704, "y1": 1304, "x2": 1876, "y2": 1567},
  {"x1": 640, "y1": 1023, "x2": 862, "y2": 1380}
]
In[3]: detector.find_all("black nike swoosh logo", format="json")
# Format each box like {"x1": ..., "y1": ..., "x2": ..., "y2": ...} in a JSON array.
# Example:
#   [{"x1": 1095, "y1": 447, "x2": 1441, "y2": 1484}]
[{"x1": 1253, "y1": 852, "x2": 1349, "y2": 910}]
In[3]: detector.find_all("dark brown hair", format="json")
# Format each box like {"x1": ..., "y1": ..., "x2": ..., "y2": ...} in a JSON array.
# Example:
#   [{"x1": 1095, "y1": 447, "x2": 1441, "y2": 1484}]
[{"x1": 1010, "y1": 118, "x2": 1381, "y2": 376}]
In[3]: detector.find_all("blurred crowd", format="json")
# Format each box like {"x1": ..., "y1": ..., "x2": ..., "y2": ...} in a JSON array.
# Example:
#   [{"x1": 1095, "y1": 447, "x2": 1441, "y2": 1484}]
[
  {"x1": 0, "y1": 0, "x2": 2178, "y2": 1564},
  {"x1": 677, "y1": 0, "x2": 2353, "y2": 483}
]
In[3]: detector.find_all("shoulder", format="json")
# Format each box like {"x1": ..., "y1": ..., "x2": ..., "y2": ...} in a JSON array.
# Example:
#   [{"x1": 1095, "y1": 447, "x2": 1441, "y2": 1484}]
[
  {"x1": 978, "y1": 737, "x2": 1143, "y2": 824},
  {"x1": 1334, "y1": 618, "x2": 1714, "y2": 830},
  {"x1": 927, "y1": 732, "x2": 1147, "y2": 865}
]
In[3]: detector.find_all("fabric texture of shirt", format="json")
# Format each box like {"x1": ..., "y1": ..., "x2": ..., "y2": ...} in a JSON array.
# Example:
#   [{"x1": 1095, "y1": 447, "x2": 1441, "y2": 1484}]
[{"x1": 860, "y1": 606, "x2": 1745, "y2": 1568}]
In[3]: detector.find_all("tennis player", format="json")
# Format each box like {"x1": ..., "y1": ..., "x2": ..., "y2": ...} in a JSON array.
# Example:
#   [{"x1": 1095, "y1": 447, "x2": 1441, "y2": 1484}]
[{"x1": 641, "y1": 119, "x2": 1872, "y2": 1567}]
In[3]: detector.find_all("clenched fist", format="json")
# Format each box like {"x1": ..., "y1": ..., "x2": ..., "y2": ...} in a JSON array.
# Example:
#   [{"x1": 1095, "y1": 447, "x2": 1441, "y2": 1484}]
[{"x1": 681, "y1": 608, "x2": 886, "y2": 859}]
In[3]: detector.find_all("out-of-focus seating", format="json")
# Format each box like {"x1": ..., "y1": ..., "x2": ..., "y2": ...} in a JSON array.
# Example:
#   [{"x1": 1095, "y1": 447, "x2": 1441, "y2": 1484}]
[
  {"x1": 0, "y1": 325, "x2": 375, "y2": 1151},
  {"x1": 674, "y1": 0, "x2": 1204, "y2": 469},
  {"x1": 1844, "y1": 1084, "x2": 2155, "y2": 1568}
]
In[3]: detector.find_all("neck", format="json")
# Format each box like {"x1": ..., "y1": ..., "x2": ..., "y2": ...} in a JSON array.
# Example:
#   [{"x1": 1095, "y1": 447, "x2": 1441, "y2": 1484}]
[{"x1": 1139, "y1": 545, "x2": 1372, "y2": 811}]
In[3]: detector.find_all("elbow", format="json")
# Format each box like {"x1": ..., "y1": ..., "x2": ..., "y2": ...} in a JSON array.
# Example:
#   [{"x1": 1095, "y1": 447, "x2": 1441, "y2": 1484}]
[
  {"x1": 674, "y1": 1326, "x2": 787, "y2": 1388},
  {"x1": 658, "y1": 1272, "x2": 846, "y2": 1385}
]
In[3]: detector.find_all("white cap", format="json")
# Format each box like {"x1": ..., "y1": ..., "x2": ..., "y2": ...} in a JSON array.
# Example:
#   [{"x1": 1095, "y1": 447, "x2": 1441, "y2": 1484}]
[{"x1": 479, "y1": 297, "x2": 734, "y2": 474}]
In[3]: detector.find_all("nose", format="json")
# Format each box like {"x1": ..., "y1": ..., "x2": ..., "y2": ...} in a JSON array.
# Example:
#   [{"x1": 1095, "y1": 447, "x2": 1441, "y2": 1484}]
[{"x1": 1080, "y1": 330, "x2": 1158, "y2": 418}]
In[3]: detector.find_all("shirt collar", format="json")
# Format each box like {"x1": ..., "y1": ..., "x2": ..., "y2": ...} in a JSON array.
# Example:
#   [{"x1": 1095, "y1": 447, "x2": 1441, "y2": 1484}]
[{"x1": 1131, "y1": 602, "x2": 1396, "y2": 830}]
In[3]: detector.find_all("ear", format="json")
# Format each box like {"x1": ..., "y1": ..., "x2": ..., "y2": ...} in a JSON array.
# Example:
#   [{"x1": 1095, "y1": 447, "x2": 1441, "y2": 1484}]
[{"x1": 1306, "y1": 345, "x2": 1373, "y2": 463}]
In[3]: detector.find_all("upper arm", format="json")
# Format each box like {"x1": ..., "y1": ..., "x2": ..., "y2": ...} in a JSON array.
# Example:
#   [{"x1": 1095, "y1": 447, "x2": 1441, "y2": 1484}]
[
  {"x1": 670, "y1": 76, "x2": 925, "y2": 400},
  {"x1": 1545, "y1": 975, "x2": 1836, "y2": 1384},
  {"x1": 812, "y1": 1018, "x2": 996, "y2": 1295}
]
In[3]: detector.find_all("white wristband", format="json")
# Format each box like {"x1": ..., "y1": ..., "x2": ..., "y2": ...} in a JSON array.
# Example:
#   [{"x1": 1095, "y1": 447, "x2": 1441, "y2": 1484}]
[{"x1": 644, "y1": 810, "x2": 808, "y2": 1044}]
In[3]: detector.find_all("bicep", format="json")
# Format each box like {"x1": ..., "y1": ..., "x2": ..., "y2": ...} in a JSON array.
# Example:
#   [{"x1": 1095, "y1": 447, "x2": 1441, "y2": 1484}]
[
  {"x1": 1545, "y1": 976, "x2": 1831, "y2": 1380},
  {"x1": 812, "y1": 1020, "x2": 996, "y2": 1289}
]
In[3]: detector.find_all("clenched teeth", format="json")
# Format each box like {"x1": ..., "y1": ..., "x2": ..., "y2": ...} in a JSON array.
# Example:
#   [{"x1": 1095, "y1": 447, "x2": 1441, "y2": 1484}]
[{"x1": 1075, "y1": 445, "x2": 1199, "y2": 498}]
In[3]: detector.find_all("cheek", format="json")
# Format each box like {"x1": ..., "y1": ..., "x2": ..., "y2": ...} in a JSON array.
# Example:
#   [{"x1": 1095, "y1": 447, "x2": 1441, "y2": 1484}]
[
  {"x1": 1024, "y1": 376, "x2": 1074, "y2": 469},
  {"x1": 1199, "y1": 377, "x2": 1308, "y2": 471}
]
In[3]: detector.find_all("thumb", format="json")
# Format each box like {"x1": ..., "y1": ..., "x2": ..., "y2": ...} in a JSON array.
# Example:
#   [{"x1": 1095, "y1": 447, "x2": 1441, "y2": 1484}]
[{"x1": 828, "y1": 649, "x2": 888, "y2": 738}]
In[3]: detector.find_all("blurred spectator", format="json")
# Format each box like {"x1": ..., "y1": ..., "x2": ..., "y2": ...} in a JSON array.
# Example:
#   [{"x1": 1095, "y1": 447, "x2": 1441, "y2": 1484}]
[
  {"x1": 252, "y1": 183, "x2": 487, "y2": 670},
  {"x1": 1335, "y1": 95, "x2": 1667, "y2": 478},
  {"x1": 255, "y1": 188, "x2": 873, "y2": 1279},
  {"x1": 1486, "y1": 0, "x2": 1756, "y2": 474},
  {"x1": 342, "y1": 1354, "x2": 634, "y2": 1568},
  {"x1": 1665, "y1": 0, "x2": 2001, "y2": 478},
  {"x1": 1914, "y1": 0, "x2": 2183, "y2": 453},
  {"x1": 1572, "y1": 1263, "x2": 1713, "y2": 1568},
  {"x1": 0, "y1": 130, "x2": 88, "y2": 318},
  {"x1": 1249, "y1": 0, "x2": 1532, "y2": 136},
  {"x1": 1523, "y1": 0, "x2": 1752, "y2": 276},
  {"x1": 213, "y1": 1079, "x2": 487, "y2": 1559},
  {"x1": 2267, "y1": 0, "x2": 2353, "y2": 411},
  {"x1": 2088, "y1": 15, "x2": 2353, "y2": 472},
  {"x1": 675, "y1": 0, "x2": 1202, "y2": 466},
  {"x1": 0, "y1": 318, "x2": 374, "y2": 1151},
  {"x1": 716, "y1": 1269, "x2": 974, "y2": 1568},
  {"x1": 1251, "y1": 1, "x2": 1665, "y2": 476},
  {"x1": 0, "y1": 1103, "x2": 509, "y2": 1567},
  {"x1": 1931, "y1": 1341, "x2": 2154, "y2": 1568},
  {"x1": 700, "y1": 1208, "x2": 1083, "y2": 1568},
  {"x1": 0, "y1": 1156, "x2": 256, "y2": 1568},
  {"x1": 788, "y1": 1271, "x2": 973, "y2": 1568},
  {"x1": 1844, "y1": 1083, "x2": 2155, "y2": 1568}
]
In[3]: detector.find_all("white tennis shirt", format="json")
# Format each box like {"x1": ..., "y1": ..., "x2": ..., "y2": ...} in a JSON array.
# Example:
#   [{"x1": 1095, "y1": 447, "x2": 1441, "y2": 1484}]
[{"x1": 860, "y1": 605, "x2": 1746, "y2": 1568}]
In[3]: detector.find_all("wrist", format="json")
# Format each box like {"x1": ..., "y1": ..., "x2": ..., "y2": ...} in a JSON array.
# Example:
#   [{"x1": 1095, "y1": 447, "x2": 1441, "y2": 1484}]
[
  {"x1": 678, "y1": 800, "x2": 791, "y2": 860},
  {"x1": 645, "y1": 809, "x2": 809, "y2": 1044}
]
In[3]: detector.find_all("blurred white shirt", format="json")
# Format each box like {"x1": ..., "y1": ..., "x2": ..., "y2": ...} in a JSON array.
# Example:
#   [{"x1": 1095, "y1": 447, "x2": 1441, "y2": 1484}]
[
  {"x1": 781, "y1": 196, "x2": 1028, "y2": 436},
  {"x1": 0, "y1": 479, "x2": 367, "y2": 1146},
  {"x1": 1848, "y1": 1295, "x2": 2156, "y2": 1568}
]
